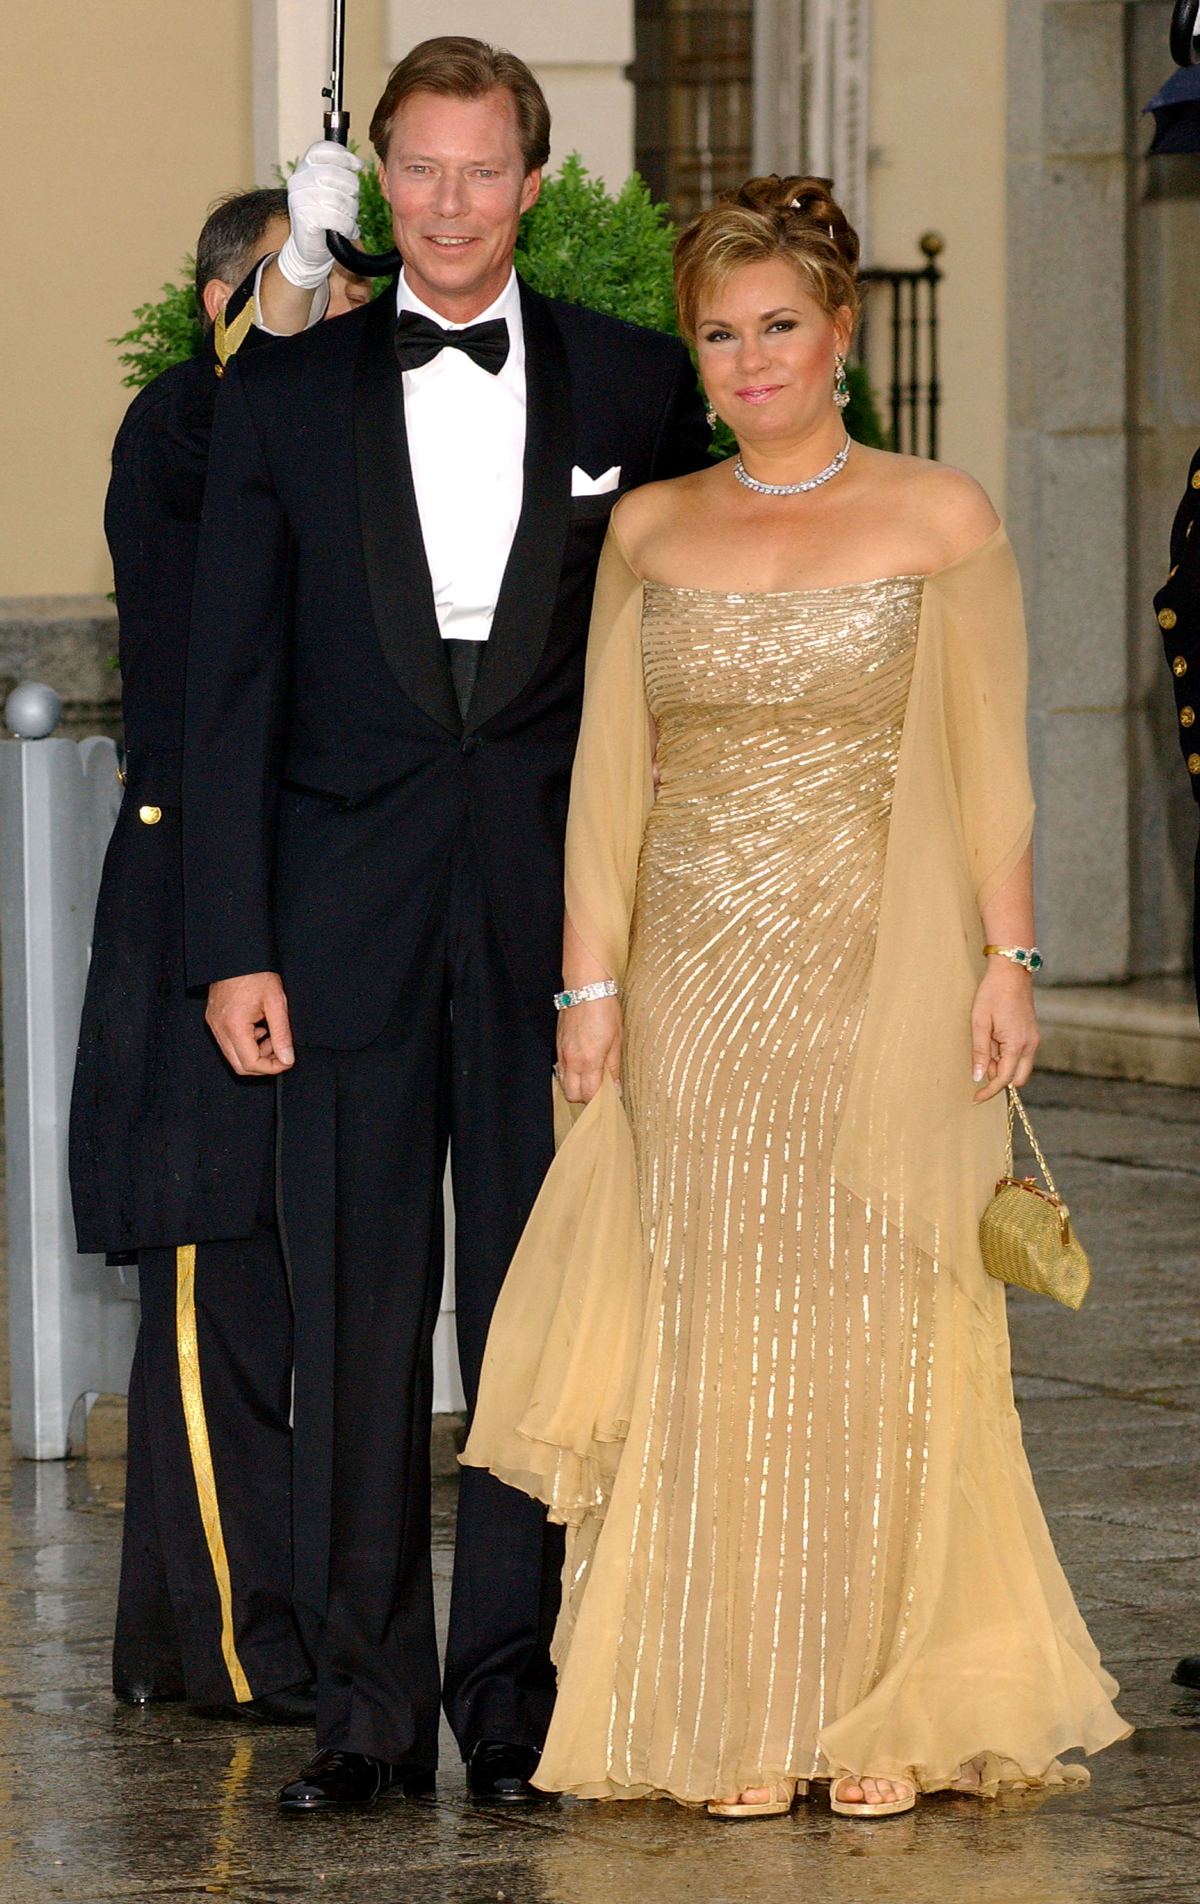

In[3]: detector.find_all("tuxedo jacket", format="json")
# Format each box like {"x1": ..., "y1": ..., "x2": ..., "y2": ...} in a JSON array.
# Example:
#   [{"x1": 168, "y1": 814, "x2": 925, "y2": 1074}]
[
  {"x1": 71, "y1": 298, "x2": 276, "y2": 1254},
  {"x1": 182, "y1": 278, "x2": 710, "y2": 1050}
]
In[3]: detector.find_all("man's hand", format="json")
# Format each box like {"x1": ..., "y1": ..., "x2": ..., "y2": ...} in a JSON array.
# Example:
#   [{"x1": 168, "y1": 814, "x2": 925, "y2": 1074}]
[
  {"x1": 206, "y1": 972, "x2": 295, "y2": 1076},
  {"x1": 278, "y1": 141, "x2": 362, "y2": 290},
  {"x1": 556, "y1": 997, "x2": 623, "y2": 1105}
]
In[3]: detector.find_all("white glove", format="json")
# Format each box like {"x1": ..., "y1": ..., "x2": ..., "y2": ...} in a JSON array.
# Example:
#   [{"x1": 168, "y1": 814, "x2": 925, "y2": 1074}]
[{"x1": 278, "y1": 140, "x2": 363, "y2": 290}]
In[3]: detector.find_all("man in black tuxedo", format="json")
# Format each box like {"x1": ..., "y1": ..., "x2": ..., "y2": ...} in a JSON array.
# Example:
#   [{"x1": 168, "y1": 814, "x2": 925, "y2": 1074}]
[
  {"x1": 70, "y1": 188, "x2": 316, "y2": 1721},
  {"x1": 183, "y1": 36, "x2": 710, "y2": 1811}
]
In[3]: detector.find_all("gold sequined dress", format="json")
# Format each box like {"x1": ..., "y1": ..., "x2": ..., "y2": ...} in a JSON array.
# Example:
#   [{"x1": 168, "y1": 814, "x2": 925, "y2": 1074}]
[{"x1": 465, "y1": 531, "x2": 1128, "y2": 1805}]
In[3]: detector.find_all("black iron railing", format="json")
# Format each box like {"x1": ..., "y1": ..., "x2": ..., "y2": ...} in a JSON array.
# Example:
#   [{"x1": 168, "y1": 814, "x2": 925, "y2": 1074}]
[{"x1": 856, "y1": 233, "x2": 944, "y2": 460}]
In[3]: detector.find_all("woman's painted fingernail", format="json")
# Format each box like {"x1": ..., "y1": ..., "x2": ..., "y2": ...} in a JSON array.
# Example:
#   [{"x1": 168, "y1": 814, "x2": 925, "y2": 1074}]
[{"x1": 973, "y1": 1065, "x2": 985, "y2": 1082}]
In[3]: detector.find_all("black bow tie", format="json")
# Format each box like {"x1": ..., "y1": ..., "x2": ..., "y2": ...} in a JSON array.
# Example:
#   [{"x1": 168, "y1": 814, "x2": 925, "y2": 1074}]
[{"x1": 393, "y1": 310, "x2": 510, "y2": 376}]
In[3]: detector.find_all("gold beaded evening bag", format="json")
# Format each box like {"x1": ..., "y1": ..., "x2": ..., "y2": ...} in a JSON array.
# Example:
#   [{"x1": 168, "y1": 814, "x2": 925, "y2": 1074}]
[{"x1": 979, "y1": 1088, "x2": 1091, "y2": 1309}]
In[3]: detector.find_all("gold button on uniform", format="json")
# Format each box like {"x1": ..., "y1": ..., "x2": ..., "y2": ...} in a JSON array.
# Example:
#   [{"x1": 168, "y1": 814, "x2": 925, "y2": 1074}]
[
  {"x1": 1174, "y1": 656, "x2": 1188, "y2": 676},
  {"x1": 1182, "y1": 707, "x2": 1196, "y2": 728},
  {"x1": 138, "y1": 805, "x2": 162, "y2": 825},
  {"x1": 1192, "y1": 472, "x2": 1200, "y2": 489},
  {"x1": 1159, "y1": 607, "x2": 1178, "y2": 629},
  {"x1": 1189, "y1": 755, "x2": 1200, "y2": 775}
]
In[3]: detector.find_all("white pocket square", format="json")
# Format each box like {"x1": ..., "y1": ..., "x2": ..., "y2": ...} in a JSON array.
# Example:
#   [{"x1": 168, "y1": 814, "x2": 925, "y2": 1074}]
[{"x1": 571, "y1": 464, "x2": 621, "y2": 497}]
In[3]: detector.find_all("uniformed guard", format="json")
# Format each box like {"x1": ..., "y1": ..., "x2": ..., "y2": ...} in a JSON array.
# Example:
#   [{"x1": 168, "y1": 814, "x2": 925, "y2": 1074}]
[
  {"x1": 1153, "y1": 452, "x2": 1200, "y2": 1025},
  {"x1": 69, "y1": 189, "x2": 314, "y2": 1722},
  {"x1": 1153, "y1": 449, "x2": 1200, "y2": 1696}
]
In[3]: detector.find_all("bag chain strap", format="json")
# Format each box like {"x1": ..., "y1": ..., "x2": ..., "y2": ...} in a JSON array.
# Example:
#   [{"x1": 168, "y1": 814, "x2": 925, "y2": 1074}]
[{"x1": 1003, "y1": 1087, "x2": 1070, "y2": 1242}]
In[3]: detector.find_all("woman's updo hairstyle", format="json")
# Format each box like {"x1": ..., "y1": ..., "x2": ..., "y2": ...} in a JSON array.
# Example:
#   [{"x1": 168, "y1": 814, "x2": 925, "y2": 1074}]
[{"x1": 673, "y1": 175, "x2": 860, "y2": 344}]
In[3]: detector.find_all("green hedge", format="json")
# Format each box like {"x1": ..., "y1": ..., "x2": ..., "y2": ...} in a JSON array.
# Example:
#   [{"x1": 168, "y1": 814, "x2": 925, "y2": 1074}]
[
  {"x1": 113, "y1": 156, "x2": 886, "y2": 450},
  {"x1": 113, "y1": 273, "x2": 203, "y2": 388}
]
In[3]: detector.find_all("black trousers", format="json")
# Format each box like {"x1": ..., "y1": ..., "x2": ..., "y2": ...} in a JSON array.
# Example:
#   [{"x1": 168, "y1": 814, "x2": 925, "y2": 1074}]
[
  {"x1": 282, "y1": 827, "x2": 562, "y2": 1767},
  {"x1": 113, "y1": 1215, "x2": 309, "y2": 1707}
]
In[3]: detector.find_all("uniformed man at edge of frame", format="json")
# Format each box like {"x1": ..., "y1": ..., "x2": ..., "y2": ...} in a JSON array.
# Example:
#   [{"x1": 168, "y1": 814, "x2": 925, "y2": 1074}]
[{"x1": 1154, "y1": 454, "x2": 1200, "y2": 1699}]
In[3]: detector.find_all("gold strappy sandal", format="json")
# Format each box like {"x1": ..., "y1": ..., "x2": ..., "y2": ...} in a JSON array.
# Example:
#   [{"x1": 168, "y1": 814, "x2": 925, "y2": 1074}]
[
  {"x1": 707, "y1": 1778, "x2": 804, "y2": 1819},
  {"x1": 830, "y1": 1775, "x2": 916, "y2": 1819}
]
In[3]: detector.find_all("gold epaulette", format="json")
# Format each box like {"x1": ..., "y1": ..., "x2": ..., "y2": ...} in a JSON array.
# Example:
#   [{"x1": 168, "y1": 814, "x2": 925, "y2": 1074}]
[{"x1": 213, "y1": 296, "x2": 257, "y2": 376}]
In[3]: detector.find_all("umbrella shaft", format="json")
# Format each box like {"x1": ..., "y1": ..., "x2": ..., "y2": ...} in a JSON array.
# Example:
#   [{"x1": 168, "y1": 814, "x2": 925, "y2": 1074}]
[{"x1": 328, "y1": 0, "x2": 347, "y2": 112}]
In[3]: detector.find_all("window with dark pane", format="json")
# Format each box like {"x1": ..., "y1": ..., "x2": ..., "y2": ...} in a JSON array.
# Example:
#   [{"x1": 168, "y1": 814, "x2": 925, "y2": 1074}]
[{"x1": 634, "y1": 0, "x2": 754, "y2": 222}]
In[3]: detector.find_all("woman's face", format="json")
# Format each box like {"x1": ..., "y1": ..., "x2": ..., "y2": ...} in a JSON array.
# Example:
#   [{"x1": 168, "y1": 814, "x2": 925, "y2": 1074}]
[{"x1": 695, "y1": 257, "x2": 852, "y2": 444}]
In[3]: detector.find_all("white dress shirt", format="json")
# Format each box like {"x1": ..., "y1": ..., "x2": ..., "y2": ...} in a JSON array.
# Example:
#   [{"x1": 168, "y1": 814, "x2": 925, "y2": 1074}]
[{"x1": 397, "y1": 269, "x2": 526, "y2": 642}]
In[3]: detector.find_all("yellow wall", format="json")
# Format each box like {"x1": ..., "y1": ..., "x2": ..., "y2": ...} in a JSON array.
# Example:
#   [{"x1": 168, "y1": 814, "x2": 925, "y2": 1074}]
[
  {"x1": 344, "y1": 0, "x2": 392, "y2": 173},
  {"x1": 868, "y1": 0, "x2": 1008, "y2": 510},
  {"x1": 6, "y1": 1, "x2": 1006, "y2": 594},
  {"x1": 1, "y1": 0, "x2": 387, "y2": 598}
]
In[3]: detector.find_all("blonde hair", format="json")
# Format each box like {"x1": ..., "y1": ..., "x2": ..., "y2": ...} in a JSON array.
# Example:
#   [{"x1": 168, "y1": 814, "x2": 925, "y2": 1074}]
[{"x1": 674, "y1": 175, "x2": 860, "y2": 343}]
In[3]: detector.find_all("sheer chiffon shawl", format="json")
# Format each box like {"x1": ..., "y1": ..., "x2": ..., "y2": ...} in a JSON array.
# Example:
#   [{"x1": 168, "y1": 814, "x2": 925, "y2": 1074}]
[{"x1": 462, "y1": 524, "x2": 1034, "y2": 1522}]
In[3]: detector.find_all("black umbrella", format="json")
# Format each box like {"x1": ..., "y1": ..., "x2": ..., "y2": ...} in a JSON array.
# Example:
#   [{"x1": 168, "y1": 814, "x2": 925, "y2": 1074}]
[
  {"x1": 1144, "y1": 64, "x2": 1200, "y2": 155},
  {"x1": 322, "y1": 0, "x2": 401, "y2": 277}
]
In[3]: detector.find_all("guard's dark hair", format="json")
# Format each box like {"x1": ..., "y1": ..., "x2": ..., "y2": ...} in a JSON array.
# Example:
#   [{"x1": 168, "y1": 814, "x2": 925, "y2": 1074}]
[
  {"x1": 194, "y1": 187, "x2": 289, "y2": 329},
  {"x1": 370, "y1": 36, "x2": 551, "y2": 173}
]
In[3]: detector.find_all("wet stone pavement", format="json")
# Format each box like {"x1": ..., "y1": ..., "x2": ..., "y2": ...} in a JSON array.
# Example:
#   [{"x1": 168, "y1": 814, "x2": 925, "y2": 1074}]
[{"x1": 3, "y1": 1071, "x2": 1200, "y2": 1902}]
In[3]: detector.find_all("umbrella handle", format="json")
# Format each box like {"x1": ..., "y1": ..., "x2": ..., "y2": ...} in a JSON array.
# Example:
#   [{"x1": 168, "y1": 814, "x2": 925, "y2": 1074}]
[
  {"x1": 1171, "y1": 0, "x2": 1200, "y2": 65},
  {"x1": 328, "y1": 229, "x2": 401, "y2": 278},
  {"x1": 322, "y1": 108, "x2": 401, "y2": 278}
]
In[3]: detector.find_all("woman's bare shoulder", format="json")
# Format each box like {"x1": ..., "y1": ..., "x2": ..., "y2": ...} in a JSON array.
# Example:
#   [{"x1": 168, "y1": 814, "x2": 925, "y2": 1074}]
[
  {"x1": 863, "y1": 450, "x2": 1000, "y2": 566},
  {"x1": 612, "y1": 465, "x2": 720, "y2": 571}
]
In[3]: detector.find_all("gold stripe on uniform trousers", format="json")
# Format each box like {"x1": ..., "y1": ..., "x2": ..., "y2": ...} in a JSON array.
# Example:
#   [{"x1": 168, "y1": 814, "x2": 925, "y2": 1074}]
[{"x1": 175, "y1": 1244, "x2": 253, "y2": 1703}]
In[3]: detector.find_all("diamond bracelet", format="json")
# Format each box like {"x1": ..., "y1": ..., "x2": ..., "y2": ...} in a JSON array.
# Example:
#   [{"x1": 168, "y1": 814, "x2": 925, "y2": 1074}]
[
  {"x1": 554, "y1": 979, "x2": 619, "y2": 1011},
  {"x1": 983, "y1": 944, "x2": 1044, "y2": 973}
]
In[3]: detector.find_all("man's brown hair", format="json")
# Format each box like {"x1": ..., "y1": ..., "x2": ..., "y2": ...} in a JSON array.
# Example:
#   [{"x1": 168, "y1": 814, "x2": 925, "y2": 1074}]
[{"x1": 370, "y1": 36, "x2": 551, "y2": 173}]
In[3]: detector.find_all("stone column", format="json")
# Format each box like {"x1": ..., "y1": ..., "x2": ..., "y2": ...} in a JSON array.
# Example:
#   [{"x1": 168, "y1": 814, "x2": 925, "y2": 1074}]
[
  {"x1": 387, "y1": 1, "x2": 635, "y2": 188},
  {"x1": 1008, "y1": 1, "x2": 1131, "y2": 982},
  {"x1": 251, "y1": 0, "x2": 332, "y2": 184},
  {"x1": 753, "y1": 0, "x2": 870, "y2": 242}
]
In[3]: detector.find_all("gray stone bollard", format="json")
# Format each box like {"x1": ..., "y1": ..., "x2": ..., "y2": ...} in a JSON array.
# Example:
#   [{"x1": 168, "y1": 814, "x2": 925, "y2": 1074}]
[
  {"x1": 0, "y1": 679, "x2": 463, "y2": 1446},
  {"x1": 0, "y1": 685, "x2": 137, "y2": 1459},
  {"x1": 435, "y1": 1166, "x2": 464, "y2": 1417}
]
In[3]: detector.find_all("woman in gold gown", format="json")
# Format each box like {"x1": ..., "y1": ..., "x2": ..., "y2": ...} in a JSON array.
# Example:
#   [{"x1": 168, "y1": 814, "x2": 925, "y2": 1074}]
[{"x1": 464, "y1": 177, "x2": 1128, "y2": 1818}]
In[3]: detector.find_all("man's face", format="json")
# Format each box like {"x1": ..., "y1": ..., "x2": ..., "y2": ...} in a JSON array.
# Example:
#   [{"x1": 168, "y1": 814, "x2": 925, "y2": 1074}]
[
  {"x1": 325, "y1": 264, "x2": 373, "y2": 320},
  {"x1": 378, "y1": 88, "x2": 541, "y2": 321}
]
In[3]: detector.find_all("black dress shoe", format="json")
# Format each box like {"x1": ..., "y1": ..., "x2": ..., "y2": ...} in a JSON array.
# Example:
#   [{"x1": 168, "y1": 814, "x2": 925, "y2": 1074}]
[
  {"x1": 278, "y1": 1749, "x2": 435, "y2": 1812},
  {"x1": 113, "y1": 1676, "x2": 187, "y2": 1706},
  {"x1": 1173, "y1": 1654, "x2": 1200, "y2": 1689},
  {"x1": 196, "y1": 1678, "x2": 318, "y2": 1726},
  {"x1": 466, "y1": 1740, "x2": 551, "y2": 1804}
]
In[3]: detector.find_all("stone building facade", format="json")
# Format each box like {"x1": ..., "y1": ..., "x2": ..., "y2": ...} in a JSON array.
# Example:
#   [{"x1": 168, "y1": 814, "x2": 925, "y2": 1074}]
[
  {"x1": 6, "y1": 1, "x2": 1198, "y2": 1011},
  {"x1": 1010, "y1": 1, "x2": 1199, "y2": 989}
]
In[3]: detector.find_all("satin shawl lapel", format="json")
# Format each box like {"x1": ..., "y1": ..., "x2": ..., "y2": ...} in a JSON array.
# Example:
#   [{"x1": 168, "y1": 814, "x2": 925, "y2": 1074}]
[
  {"x1": 467, "y1": 279, "x2": 574, "y2": 732},
  {"x1": 353, "y1": 291, "x2": 461, "y2": 735}
]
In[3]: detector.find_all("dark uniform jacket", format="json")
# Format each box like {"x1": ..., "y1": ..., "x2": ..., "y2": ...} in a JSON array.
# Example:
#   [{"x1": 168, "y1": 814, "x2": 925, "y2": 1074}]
[
  {"x1": 1153, "y1": 446, "x2": 1200, "y2": 1015},
  {"x1": 70, "y1": 296, "x2": 276, "y2": 1254},
  {"x1": 182, "y1": 279, "x2": 710, "y2": 1052}
]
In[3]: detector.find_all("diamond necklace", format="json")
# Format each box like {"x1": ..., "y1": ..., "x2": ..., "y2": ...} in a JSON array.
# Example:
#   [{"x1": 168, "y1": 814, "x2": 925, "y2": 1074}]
[{"x1": 733, "y1": 433, "x2": 852, "y2": 497}]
